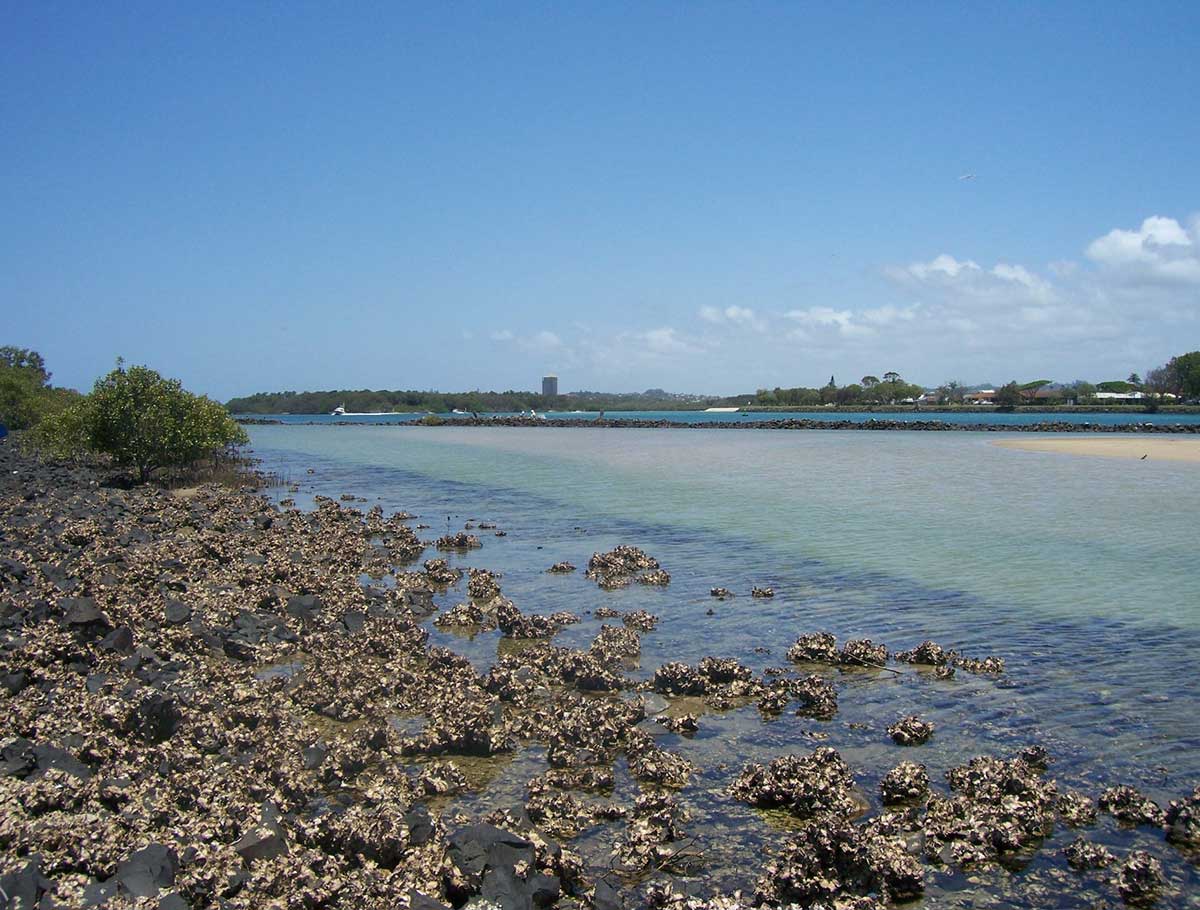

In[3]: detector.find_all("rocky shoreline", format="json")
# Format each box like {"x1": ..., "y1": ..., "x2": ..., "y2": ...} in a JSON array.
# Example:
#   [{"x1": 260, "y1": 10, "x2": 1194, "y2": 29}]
[
  {"x1": 238, "y1": 416, "x2": 1200, "y2": 433},
  {"x1": 2, "y1": 440, "x2": 1198, "y2": 909}
]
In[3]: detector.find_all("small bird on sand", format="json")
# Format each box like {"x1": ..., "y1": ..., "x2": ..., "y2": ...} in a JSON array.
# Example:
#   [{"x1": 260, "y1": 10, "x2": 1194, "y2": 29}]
[{"x1": 1141, "y1": 454, "x2": 1148, "y2": 460}]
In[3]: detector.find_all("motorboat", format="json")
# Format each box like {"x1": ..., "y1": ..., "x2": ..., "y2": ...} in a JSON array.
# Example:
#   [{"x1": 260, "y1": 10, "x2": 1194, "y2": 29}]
[{"x1": 331, "y1": 405, "x2": 346, "y2": 416}]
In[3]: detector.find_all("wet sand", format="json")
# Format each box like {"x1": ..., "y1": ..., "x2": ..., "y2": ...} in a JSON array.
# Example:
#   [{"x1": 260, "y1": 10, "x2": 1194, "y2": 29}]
[{"x1": 994, "y1": 437, "x2": 1200, "y2": 463}]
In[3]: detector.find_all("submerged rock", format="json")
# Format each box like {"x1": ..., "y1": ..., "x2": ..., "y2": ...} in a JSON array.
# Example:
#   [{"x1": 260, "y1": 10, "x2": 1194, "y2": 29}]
[
  {"x1": 888, "y1": 715, "x2": 934, "y2": 746},
  {"x1": 586, "y1": 545, "x2": 665, "y2": 588},
  {"x1": 1099, "y1": 785, "x2": 1166, "y2": 827},
  {"x1": 1116, "y1": 850, "x2": 1166, "y2": 906},
  {"x1": 1164, "y1": 784, "x2": 1200, "y2": 846},
  {"x1": 754, "y1": 817, "x2": 923, "y2": 905},
  {"x1": 880, "y1": 761, "x2": 929, "y2": 805},
  {"x1": 1064, "y1": 837, "x2": 1115, "y2": 870},
  {"x1": 1058, "y1": 790, "x2": 1098, "y2": 827},
  {"x1": 730, "y1": 747, "x2": 859, "y2": 819}
]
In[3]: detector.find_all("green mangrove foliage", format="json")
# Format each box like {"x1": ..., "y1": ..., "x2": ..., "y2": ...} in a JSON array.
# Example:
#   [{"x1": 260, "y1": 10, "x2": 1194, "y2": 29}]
[
  {"x1": 0, "y1": 346, "x2": 79, "y2": 430},
  {"x1": 35, "y1": 363, "x2": 247, "y2": 482}
]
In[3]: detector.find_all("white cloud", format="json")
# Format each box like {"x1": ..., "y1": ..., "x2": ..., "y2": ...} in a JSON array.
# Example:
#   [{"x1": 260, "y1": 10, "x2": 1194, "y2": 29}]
[
  {"x1": 641, "y1": 327, "x2": 697, "y2": 354},
  {"x1": 784, "y1": 306, "x2": 875, "y2": 337},
  {"x1": 697, "y1": 304, "x2": 765, "y2": 331},
  {"x1": 1085, "y1": 215, "x2": 1200, "y2": 284},
  {"x1": 490, "y1": 329, "x2": 515, "y2": 342},
  {"x1": 861, "y1": 304, "x2": 918, "y2": 325},
  {"x1": 785, "y1": 306, "x2": 853, "y2": 328},
  {"x1": 528, "y1": 330, "x2": 562, "y2": 350}
]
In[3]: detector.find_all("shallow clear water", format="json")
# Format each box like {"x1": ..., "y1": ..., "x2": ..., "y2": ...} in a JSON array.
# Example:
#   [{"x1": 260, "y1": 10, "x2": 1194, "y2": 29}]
[
  {"x1": 243, "y1": 409, "x2": 1200, "y2": 427},
  {"x1": 249, "y1": 425, "x2": 1200, "y2": 905}
]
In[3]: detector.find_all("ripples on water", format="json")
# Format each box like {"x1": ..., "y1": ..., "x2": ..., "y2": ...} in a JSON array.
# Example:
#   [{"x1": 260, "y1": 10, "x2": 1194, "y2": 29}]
[{"x1": 250, "y1": 426, "x2": 1200, "y2": 905}]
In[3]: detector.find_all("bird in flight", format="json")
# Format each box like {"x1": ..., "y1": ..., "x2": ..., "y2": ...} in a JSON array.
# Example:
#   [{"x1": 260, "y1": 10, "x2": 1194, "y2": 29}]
[{"x1": 958, "y1": 173, "x2": 977, "y2": 181}]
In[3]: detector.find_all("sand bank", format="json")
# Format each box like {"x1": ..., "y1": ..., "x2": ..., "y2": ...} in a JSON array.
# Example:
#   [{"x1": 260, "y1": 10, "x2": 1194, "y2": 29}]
[{"x1": 994, "y1": 437, "x2": 1200, "y2": 463}]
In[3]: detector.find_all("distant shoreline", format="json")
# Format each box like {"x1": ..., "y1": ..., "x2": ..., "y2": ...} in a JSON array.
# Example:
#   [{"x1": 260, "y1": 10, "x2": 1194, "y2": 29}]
[{"x1": 238, "y1": 415, "x2": 1200, "y2": 434}]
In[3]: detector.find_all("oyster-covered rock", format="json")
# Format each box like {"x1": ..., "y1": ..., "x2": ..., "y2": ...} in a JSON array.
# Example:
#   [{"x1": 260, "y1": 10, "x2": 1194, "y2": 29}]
[
  {"x1": 1164, "y1": 784, "x2": 1200, "y2": 846},
  {"x1": 880, "y1": 761, "x2": 929, "y2": 805},
  {"x1": 786, "y1": 632, "x2": 839, "y2": 664},
  {"x1": 730, "y1": 747, "x2": 858, "y2": 819},
  {"x1": 1116, "y1": 850, "x2": 1166, "y2": 906},
  {"x1": 1063, "y1": 836, "x2": 1115, "y2": 870},
  {"x1": 1099, "y1": 785, "x2": 1165, "y2": 827},
  {"x1": 585, "y1": 545, "x2": 665, "y2": 588},
  {"x1": 888, "y1": 715, "x2": 934, "y2": 746}
]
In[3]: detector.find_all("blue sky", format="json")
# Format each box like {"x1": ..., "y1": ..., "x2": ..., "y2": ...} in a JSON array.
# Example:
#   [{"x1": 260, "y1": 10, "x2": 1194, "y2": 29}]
[{"x1": 4, "y1": 2, "x2": 1198, "y2": 399}]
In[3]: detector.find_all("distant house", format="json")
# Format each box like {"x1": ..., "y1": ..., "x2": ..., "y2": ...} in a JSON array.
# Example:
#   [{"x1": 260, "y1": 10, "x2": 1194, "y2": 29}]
[
  {"x1": 1094, "y1": 391, "x2": 1145, "y2": 401},
  {"x1": 963, "y1": 389, "x2": 995, "y2": 404}
]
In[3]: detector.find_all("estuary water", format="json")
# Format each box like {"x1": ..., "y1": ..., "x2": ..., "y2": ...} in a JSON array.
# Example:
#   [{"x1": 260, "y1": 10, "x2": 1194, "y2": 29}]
[
  {"x1": 248, "y1": 425, "x2": 1200, "y2": 905},
  {"x1": 244, "y1": 409, "x2": 1200, "y2": 427}
]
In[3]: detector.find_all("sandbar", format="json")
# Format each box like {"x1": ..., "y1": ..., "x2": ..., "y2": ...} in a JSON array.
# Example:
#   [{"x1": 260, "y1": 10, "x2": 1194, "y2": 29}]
[{"x1": 993, "y1": 437, "x2": 1200, "y2": 463}]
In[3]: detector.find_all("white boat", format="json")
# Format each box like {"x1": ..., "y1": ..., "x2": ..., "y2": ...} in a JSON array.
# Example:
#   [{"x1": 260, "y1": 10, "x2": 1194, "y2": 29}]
[
  {"x1": 331, "y1": 404, "x2": 346, "y2": 416},
  {"x1": 452, "y1": 409, "x2": 468, "y2": 415},
  {"x1": 704, "y1": 407, "x2": 740, "y2": 413}
]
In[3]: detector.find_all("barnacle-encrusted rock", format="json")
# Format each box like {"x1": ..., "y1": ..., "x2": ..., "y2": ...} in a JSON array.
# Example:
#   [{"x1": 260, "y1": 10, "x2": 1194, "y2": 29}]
[
  {"x1": 621, "y1": 610, "x2": 659, "y2": 632},
  {"x1": 653, "y1": 661, "x2": 707, "y2": 696},
  {"x1": 434, "y1": 600, "x2": 498, "y2": 631},
  {"x1": 709, "y1": 587, "x2": 733, "y2": 598},
  {"x1": 495, "y1": 598, "x2": 577, "y2": 639},
  {"x1": 467, "y1": 567, "x2": 501, "y2": 600},
  {"x1": 1164, "y1": 784, "x2": 1200, "y2": 846},
  {"x1": 730, "y1": 747, "x2": 858, "y2": 819},
  {"x1": 754, "y1": 817, "x2": 923, "y2": 905},
  {"x1": 793, "y1": 674, "x2": 838, "y2": 719},
  {"x1": 585, "y1": 545, "x2": 664, "y2": 588},
  {"x1": 655, "y1": 713, "x2": 699, "y2": 735},
  {"x1": 547, "y1": 561, "x2": 576, "y2": 573},
  {"x1": 926, "y1": 755, "x2": 1057, "y2": 862},
  {"x1": 625, "y1": 730, "x2": 695, "y2": 788},
  {"x1": 750, "y1": 586, "x2": 774, "y2": 598},
  {"x1": 423, "y1": 557, "x2": 460, "y2": 585},
  {"x1": 1063, "y1": 836, "x2": 1115, "y2": 870},
  {"x1": 949, "y1": 652, "x2": 1005, "y2": 675},
  {"x1": 757, "y1": 679, "x2": 792, "y2": 715},
  {"x1": 435, "y1": 531, "x2": 481, "y2": 551},
  {"x1": 638, "y1": 568, "x2": 671, "y2": 586},
  {"x1": 1058, "y1": 790, "x2": 1098, "y2": 827},
  {"x1": 1116, "y1": 850, "x2": 1166, "y2": 906},
  {"x1": 590, "y1": 624, "x2": 641, "y2": 664},
  {"x1": 786, "y1": 632, "x2": 839, "y2": 664},
  {"x1": 841, "y1": 639, "x2": 888, "y2": 667},
  {"x1": 881, "y1": 761, "x2": 929, "y2": 805},
  {"x1": 888, "y1": 715, "x2": 934, "y2": 746},
  {"x1": 893, "y1": 640, "x2": 947, "y2": 666},
  {"x1": 698, "y1": 656, "x2": 753, "y2": 684},
  {"x1": 1099, "y1": 785, "x2": 1166, "y2": 827},
  {"x1": 418, "y1": 760, "x2": 468, "y2": 795}
]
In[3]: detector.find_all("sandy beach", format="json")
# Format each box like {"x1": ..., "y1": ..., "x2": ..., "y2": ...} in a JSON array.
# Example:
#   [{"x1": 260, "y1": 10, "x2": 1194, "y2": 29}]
[{"x1": 994, "y1": 436, "x2": 1200, "y2": 463}]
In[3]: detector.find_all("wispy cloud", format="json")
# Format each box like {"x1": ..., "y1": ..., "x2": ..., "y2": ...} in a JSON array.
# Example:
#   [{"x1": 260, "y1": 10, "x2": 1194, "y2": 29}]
[{"x1": 698, "y1": 304, "x2": 766, "y2": 331}]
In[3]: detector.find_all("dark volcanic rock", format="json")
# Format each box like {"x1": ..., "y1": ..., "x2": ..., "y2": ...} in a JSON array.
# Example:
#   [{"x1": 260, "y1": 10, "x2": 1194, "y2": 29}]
[{"x1": 115, "y1": 843, "x2": 179, "y2": 897}]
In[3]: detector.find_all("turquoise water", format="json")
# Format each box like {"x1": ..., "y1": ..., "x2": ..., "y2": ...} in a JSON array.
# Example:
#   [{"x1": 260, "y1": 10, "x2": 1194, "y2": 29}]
[
  {"x1": 243, "y1": 409, "x2": 1200, "y2": 427},
  {"x1": 248, "y1": 425, "x2": 1200, "y2": 904}
]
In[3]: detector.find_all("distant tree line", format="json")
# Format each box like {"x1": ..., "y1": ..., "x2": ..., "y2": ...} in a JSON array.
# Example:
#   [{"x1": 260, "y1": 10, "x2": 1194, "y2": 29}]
[
  {"x1": 225, "y1": 388, "x2": 751, "y2": 414},
  {"x1": 756, "y1": 372, "x2": 927, "y2": 407}
]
